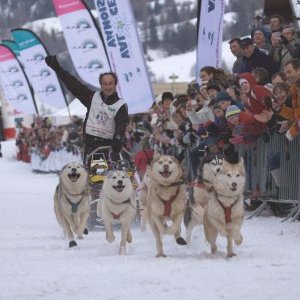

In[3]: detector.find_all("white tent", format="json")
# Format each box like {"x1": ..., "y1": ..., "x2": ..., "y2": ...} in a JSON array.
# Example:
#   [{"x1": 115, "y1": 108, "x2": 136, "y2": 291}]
[{"x1": 49, "y1": 98, "x2": 87, "y2": 125}]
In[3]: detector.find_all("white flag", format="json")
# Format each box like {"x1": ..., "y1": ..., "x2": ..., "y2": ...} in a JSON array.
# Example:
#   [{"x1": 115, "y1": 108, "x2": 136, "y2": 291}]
[
  {"x1": 52, "y1": 0, "x2": 111, "y2": 89},
  {"x1": 94, "y1": 0, "x2": 154, "y2": 114},
  {"x1": 196, "y1": 0, "x2": 225, "y2": 81}
]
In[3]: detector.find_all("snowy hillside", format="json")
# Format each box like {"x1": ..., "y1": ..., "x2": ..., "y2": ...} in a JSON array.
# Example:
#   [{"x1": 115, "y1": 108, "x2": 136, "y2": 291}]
[
  {"x1": 1, "y1": 140, "x2": 300, "y2": 300},
  {"x1": 148, "y1": 42, "x2": 235, "y2": 83}
]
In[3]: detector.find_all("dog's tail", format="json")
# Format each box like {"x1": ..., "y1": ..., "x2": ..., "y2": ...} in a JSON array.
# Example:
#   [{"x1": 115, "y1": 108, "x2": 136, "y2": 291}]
[{"x1": 184, "y1": 206, "x2": 192, "y2": 227}]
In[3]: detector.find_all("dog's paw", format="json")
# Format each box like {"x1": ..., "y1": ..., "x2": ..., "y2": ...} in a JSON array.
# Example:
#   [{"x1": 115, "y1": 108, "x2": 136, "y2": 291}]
[
  {"x1": 119, "y1": 246, "x2": 126, "y2": 255},
  {"x1": 83, "y1": 228, "x2": 88, "y2": 235},
  {"x1": 69, "y1": 240, "x2": 77, "y2": 248},
  {"x1": 234, "y1": 234, "x2": 243, "y2": 245},
  {"x1": 155, "y1": 253, "x2": 167, "y2": 258},
  {"x1": 176, "y1": 237, "x2": 187, "y2": 245},
  {"x1": 227, "y1": 252, "x2": 237, "y2": 258},
  {"x1": 106, "y1": 234, "x2": 115, "y2": 243}
]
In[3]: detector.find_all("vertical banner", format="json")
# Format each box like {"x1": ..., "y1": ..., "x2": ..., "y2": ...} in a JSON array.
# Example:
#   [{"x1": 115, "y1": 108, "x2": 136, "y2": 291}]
[
  {"x1": 11, "y1": 29, "x2": 68, "y2": 109},
  {"x1": 1, "y1": 40, "x2": 21, "y2": 58},
  {"x1": 94, "y1": 0, "x2": 154, "y2": 114},
  {"x1": 0, "y1": 44, "x2": 37, "y2": 114},
  {"x1": 196, "y1": 0, "x2": 225, "y2": 82},
  {"x1": 52, "y1": 0, "x2": 111, "y2": 89}
]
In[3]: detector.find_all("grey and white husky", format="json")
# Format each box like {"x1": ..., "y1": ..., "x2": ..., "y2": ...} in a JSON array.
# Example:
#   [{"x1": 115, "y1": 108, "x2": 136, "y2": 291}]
[{"x1": 184, "y1": 154, "x2": 223, "y2": 244}]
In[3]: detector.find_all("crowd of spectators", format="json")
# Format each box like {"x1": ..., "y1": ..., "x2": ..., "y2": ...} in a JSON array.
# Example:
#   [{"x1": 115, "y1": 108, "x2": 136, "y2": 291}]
[{"x1": 15, "y1": 116, "x2": 83, "y2": 172}]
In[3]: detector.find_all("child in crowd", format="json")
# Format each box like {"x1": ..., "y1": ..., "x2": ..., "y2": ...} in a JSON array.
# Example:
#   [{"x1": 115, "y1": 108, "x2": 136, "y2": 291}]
[{"x1": 225, "y1": 105, "x2": 263, "y2": 144}]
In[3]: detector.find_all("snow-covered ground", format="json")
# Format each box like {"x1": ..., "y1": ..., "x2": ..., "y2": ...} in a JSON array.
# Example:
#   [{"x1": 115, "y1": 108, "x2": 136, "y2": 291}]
[{"x1": 1, "y1": 140, "x2": 300, "y2": 300}]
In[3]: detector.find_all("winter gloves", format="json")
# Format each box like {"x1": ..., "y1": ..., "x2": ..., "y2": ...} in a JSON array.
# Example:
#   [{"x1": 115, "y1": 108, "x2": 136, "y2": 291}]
[{"x1": 45, "y1": 55, "x2": 62, "y2": 72}]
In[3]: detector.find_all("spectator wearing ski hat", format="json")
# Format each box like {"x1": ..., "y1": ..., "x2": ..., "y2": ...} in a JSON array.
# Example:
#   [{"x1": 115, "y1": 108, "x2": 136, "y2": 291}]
[
  {"x1": 206, "y1": 79, "x2": 221, "y2": 100},
  {"x1": 215, "y1": 91, "x2": 244, "y2": 112},
  {"x1": 239, "y1": 72, "x2": 271, "y2": 115},
  {"x1": 253, "y1": 28, "x2": 272, "y2": 55},
  {"x1": 240, "y1": 37, "x2": 280, "y2": 76},
  {"x1": 225, "y1": 105, "x2": 263, "y2": 144}
]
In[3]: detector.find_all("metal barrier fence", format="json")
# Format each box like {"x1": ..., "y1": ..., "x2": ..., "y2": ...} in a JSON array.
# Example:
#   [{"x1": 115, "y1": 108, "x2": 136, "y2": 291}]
[{"x1": 238, "y1": 134, "x2": 300, "y2": 220}]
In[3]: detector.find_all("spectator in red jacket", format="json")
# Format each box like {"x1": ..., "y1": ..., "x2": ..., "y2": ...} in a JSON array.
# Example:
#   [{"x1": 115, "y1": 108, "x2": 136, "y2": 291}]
[
  {"x1": 134, "y1": 137, "x2": 154, "y2": 179},
  {"x1": 239, "y1": 72, "x2": 272, "y2": 115}
]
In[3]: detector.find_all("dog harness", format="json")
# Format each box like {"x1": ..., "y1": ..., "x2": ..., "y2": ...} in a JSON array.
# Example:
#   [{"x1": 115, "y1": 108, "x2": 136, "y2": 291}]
[
  {"x1": 65, "y1": 193, "x2": 85, "y2": 213},
  {"x1": 216, "y1": 194, "x2": 239, "y2": 224},
  {"x1": 110, "y1": 199, "x2": 131, "y2": 219},
  {"x1": 158, "y1": 187, "x2": 180, "y2": 217}
]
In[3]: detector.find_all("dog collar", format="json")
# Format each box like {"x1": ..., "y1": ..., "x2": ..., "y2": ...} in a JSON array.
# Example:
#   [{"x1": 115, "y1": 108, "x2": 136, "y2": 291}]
[
  {"x1": 108, "y1": 198, "x2": 131, "y2": 205},
  {"x1": 109, "y1": 199, "x2": 131, "y2": 220},
  {"x1": 168, "y1": 180, "x2": 185, "y2": 187}
]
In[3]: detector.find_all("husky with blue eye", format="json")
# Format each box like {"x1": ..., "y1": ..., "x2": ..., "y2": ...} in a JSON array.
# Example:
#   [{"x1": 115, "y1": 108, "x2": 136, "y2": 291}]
[{"x1": 203, "y1": 157, "x2": 246, "y2": 258}]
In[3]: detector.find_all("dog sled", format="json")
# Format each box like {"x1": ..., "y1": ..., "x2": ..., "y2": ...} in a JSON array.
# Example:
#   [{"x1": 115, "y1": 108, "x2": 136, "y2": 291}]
[{"x1": 86, "y1": 146, "x2": 137, "y2": 231}]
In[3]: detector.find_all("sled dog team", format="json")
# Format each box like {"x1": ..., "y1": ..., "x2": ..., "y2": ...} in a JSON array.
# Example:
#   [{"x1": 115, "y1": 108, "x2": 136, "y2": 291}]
[{"x1": 54, "y1": 153, "x2": 246, "y2": 258}]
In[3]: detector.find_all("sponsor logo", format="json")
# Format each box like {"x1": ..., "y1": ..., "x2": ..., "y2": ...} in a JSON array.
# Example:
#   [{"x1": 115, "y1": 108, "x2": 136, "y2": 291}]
[
  {"x1": 72, "y1": 40, "x2": 98, "y2": 52},
  {"x1": 208, "y1": 0, "x2": 216, "y2": 12},
  {"x1": 8, "y1": 66, "x2": 19, "y2": 73},
  {"x1": 82, "y1": 40, "x2": 97, "y2": 49},
  {"x1": 12, "y1": 80, "x2": 23, "y2": 88},
  {"x1": 26, "y1": 53, "x2": 45, "y2": 63},
  {"x1": 67, "y1": 19, "x2": 91, "y2": 32},
  {"x1": 33, "y1": 68, "x2": 51, "y2": 79},
  {"x1": 45, "y1": 84, "x2": 56, "y2": 94},
  {"x1": 40, "y1": 69, "x2": 51, "y2": 78},
  {"x1": 78, "y1": 59, "x2": 103, "y2": 72}
]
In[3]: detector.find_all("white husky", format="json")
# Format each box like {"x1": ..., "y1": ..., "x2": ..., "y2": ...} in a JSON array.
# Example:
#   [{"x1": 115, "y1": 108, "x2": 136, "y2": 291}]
[
  {"x1": 54, "y1": 162, "x2": 90, "y2": 248},
  {"x1": 146, "y1": 154, "x2": 187, "y2": 257},
  {"x1": 185, "y1": 155, "x2": 223, "y2": 244},
  {"x1": 97, "y1": 170, "x2": 136, "y2": 255},
  {"x1": 203, "y1": 158, "x2": 246, "y2": 258}
]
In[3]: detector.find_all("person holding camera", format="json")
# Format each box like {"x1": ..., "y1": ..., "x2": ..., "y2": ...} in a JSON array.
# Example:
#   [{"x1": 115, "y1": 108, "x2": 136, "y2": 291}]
[
  {"x1": 281, "y1": 25, "x2": 300, "y2": 59},
  {"x1": 45, "y1": 55, "x2": 129, "y2": 166},
  {"x1": 270, "y1": 32, "x2": 293, "y2": 70},
  {"x1": 186, "y1": 80, "x2": 215, "y2": 126}
]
